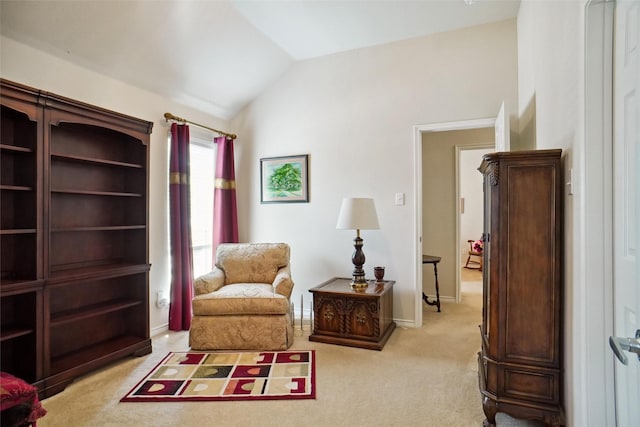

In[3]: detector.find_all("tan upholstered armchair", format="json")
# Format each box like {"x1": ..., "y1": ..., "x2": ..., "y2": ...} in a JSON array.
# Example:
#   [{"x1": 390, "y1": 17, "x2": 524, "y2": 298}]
[{"x1": 189, "y1": 243, "x2": 294, "y2": 350}]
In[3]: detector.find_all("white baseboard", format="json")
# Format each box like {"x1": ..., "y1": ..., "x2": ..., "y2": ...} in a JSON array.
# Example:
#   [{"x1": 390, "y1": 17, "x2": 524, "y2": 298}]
[
  {"x1": 394, "y1": 319, "x2": 419, "y2": 328},
  {"x1": 151, "y1": 323, "x2": 169, "y2": 337},
  {"x1": 424, "y1": 295, "x2": 456, "y2": 303}
]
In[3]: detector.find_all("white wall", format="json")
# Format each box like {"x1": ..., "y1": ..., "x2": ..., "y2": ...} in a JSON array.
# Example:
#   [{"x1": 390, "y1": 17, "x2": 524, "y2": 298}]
[
  {"x1": 0, "y1": 19, "x2": 518, "y2": 329},
  {"x1": 232, "y1": 19, "x2": 518, "y2": 325},
  {"x1": 517, "y1": 1, "x2": 607, "y2": 425},
  {"x1": 0, "y1": 36, "x2": 232, "y2": 335}
]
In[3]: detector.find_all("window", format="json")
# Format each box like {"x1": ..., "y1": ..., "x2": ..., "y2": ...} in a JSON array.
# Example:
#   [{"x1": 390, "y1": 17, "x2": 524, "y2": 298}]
[{"x1": 189, "y1": 138, "x2": 216, "y2": 278}]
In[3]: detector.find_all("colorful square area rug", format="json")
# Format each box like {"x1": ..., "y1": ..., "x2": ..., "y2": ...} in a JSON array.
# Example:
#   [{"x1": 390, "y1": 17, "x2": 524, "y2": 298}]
[{"x1": 121, "y1": 350, "x2": 315, "y2": 402}]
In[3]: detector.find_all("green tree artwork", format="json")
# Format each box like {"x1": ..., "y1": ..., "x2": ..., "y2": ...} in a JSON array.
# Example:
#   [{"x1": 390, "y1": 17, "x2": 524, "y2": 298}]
[{"x1": 267, "y1": 162, "x2": 302, "y2": 197}]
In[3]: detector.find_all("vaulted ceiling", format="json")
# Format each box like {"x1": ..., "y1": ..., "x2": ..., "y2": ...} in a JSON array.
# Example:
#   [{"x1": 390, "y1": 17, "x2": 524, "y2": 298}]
[{"x1": 0, "y1": 0, "x2": 520, "y2": 120}]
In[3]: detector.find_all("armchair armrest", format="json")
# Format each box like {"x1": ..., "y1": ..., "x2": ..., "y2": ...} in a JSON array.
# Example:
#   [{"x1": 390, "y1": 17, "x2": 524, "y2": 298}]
[
  {"x1": 194, "y1": 268, "x2": 225, "y2": 296},
  {"x1": 273, "y1": 264, "x2": 294, "y2": 299}
]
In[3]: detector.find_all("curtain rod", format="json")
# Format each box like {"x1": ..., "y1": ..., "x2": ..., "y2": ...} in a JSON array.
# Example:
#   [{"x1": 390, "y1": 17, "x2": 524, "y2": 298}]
[{"x1": 164, "y1": 112, "x2": 237, "y2": 140}]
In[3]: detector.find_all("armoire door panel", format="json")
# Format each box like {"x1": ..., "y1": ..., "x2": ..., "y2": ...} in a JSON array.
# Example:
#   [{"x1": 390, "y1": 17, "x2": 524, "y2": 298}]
[
  {"x1": 503, "y1": 367, "x2": 559, "y2": 403},
  {"x1": 504, "y1": 164, "x2": 558, "y2": 363}
]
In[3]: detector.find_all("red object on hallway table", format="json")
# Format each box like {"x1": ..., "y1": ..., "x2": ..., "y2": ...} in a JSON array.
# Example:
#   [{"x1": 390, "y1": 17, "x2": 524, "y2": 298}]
[{"x1": 0, "y1": 372, "x2": 46, "y2": 426}]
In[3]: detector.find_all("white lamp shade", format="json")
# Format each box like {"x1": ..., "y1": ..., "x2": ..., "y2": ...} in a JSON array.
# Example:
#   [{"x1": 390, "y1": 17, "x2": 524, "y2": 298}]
[{"x1": 336, "y1": 198, "x2": 380, "y2": 230}]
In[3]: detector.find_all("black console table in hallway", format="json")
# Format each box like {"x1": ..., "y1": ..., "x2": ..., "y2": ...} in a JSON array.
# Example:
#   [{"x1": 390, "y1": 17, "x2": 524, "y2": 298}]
[{"x1": 422, "y1": 255, "x2": 441, "y2": 312}]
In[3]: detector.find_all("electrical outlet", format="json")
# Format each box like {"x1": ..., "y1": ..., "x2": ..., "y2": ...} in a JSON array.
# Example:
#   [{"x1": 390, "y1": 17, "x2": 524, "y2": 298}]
[{"x1": 156, "y1": 291, "x2": 169, "y2": 309}]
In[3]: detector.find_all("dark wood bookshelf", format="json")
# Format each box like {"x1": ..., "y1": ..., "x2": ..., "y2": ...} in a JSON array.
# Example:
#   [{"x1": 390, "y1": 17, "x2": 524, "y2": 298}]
[
  {"x1": 51, "y1": 189, "x2": 143, "y2": 197},
  {"x1": 0, "y1": 78, "x2": 153, "y2": 398},
  {"x1": 0, "y1": 185, "x2": 33, "y2": 191},
  {"x1": 0, "y1": 144, "x2": 33, "y2": 153},
  {"x1": 48, "y1": 262, "x2": 150, "y2": 283},
  {"x1": 0, "y1": 326, "x2": 36, "y2": 341},
  {"x1": 51, "y1": 225, "x2": 146, "y2": 232},
  {"x1": 51, "y1": 299, "x2": 142, "y2": 326},
  {"x1": 50, "y1": 152, "x2": 144, "y2": 169},
  {"x1": 0, "y1": 229, "x2": 37, "y2": 235},
  {"x1": 50, "y1": 335, "x2": 148, "y2": 375}
]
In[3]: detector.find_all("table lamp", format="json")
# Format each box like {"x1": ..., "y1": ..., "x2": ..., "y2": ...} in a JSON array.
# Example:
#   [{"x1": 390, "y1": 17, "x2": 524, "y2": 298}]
[{"x1": 336, "y1": 197, "x2": 380, "y2": 289}]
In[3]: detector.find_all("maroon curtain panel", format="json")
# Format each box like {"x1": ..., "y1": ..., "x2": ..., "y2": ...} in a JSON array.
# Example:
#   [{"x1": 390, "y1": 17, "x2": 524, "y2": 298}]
[
  {"x1": 212, "y1": 136, "x2": 239, "y2": 260},
  {"x1": 169, "y1": 123, "x2": 194, "y2": 331}
]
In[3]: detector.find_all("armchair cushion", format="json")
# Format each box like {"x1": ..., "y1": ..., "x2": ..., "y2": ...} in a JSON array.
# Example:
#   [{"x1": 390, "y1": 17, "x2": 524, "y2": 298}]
[
  {"x1": 216, "y1": 242, "x2": 290, "y2": 285},
  {"x1": 193, "y1": 283, "x2": 290, "y2": 316}
]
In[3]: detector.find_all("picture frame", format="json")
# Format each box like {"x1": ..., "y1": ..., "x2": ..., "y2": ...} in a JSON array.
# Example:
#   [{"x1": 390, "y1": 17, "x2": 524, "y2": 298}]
[{"x1": 260, "y1": 154, "x2": 309, "y2": 203}]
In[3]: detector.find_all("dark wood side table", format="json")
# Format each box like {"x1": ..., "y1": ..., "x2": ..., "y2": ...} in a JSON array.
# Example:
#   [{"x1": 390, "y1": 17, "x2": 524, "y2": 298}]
[
  {"x1": 309, "y1": 277, "x2": 395, "y2": 350},
  {"x1": 422, "y1": 255, "x2": 441, "y2": 312}
]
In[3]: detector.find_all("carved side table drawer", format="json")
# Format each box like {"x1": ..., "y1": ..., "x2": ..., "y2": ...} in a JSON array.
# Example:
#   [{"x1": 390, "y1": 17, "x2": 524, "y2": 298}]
[{"x1": 309, "y1": 277, "x2": 395, "y2": 350}]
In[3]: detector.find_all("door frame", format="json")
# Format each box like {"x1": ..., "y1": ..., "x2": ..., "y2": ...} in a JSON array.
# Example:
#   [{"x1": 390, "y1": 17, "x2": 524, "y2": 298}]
[
  {"x1": 413, "y1": 118, "x2": 494, "y2": 326},
  {"x1": 580, "y1": 0, "x2": 616, "y2": 425}
]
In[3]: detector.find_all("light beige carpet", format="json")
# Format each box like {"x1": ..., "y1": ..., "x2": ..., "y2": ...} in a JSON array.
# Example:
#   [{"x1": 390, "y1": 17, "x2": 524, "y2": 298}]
[{"x1": 37, "y1": 279, "x2": 538, "y2": 427}]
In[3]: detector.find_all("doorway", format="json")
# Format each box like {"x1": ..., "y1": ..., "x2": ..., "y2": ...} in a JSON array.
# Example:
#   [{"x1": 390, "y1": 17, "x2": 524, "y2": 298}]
[
  {"x1": 458, "y1": 146, "x2": 492, "y2": 296},
  {"x1": 413, "y1": 119, "x2": 494, "y2": 326}
]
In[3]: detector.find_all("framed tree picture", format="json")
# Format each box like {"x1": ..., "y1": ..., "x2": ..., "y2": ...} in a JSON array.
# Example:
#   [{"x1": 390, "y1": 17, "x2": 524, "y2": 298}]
[{"x1": 260, "y1": 154, "x2": 309, "y2": 203}]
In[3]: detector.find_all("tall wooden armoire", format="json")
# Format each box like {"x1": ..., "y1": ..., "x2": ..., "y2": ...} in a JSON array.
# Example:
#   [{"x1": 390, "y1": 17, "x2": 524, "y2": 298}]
[{"x1": 477, "y1": 149, "x2": 564, "y2": 427}]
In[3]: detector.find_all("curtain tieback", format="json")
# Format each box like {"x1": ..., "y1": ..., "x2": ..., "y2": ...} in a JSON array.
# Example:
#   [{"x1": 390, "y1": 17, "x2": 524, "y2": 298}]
[
  {"x1": 215, "y1": 178, "x2": 236, "y2": 190},
  {"x1": 170, "y1": 172, "x2": 188, "y2": 185}
]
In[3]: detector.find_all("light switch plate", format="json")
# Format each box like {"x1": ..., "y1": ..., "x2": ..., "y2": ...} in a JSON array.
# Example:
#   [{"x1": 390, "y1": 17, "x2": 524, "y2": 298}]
[{"x1": 567, "y1": 168, "x2": 574, "y2": 195}]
